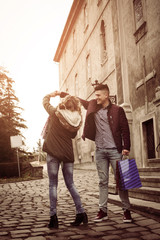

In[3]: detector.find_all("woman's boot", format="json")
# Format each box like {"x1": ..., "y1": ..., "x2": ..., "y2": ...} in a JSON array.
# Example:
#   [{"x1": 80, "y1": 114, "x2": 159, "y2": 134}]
[
  {"x1": 48, "y1": 214, "x2": 58, "y2": 228},
  {"x1": 71, "y1": 212, "x2": 88, "y2": 226}
]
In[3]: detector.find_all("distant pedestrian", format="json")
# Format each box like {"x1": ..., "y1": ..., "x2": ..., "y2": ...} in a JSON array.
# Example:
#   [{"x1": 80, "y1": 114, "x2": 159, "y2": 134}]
[
  {"x1": 79, "y1": 83, "x2": 133, "y2": 223},
  {"x1": 42, "y1": 91, "x2": 88, "y2": 228}
]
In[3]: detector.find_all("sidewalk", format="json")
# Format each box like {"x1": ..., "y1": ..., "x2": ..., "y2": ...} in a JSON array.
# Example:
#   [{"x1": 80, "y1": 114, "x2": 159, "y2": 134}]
[
  {"x1": 74, "y1": 162, "x2": 160, "y2": 219},
  {"x1": 0, "y1": 168, "x2": 160, "y2": 240}
]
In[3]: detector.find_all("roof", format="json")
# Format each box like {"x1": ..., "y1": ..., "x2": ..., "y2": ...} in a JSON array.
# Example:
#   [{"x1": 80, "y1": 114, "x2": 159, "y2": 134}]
[{"x1": 53, "y1": 0, "x2": 84, "y2": 62}]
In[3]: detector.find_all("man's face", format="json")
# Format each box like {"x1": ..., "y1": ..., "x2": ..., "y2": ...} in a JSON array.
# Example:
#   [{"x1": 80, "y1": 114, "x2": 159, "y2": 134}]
[{"x1": 95, "y1": 89, "x2": 109, "y2": 105}]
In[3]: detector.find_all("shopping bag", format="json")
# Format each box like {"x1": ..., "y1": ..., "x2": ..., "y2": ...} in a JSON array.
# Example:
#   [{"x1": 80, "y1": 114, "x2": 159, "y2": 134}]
[{"x1": 118, "y1": 158, "x2": 142, "y2": 190}]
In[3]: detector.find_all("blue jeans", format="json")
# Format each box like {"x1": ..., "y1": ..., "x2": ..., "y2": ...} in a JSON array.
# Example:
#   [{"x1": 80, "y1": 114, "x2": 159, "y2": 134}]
[
  {"x1": 95, "y1": 148, "x2": 131, "y2": 213},
  {"x1": 47, "y1": 154, "x2": 84, "y2": 216}
]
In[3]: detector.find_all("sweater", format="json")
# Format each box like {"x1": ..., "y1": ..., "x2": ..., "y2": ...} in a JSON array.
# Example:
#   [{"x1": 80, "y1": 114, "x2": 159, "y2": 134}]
[{"x1": 79, "y1": 98, "x2": 131, "y2": 153}]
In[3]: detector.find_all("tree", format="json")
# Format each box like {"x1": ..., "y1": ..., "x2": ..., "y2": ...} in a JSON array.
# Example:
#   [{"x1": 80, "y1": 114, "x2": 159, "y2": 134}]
[{"x1": 0, "y1": 67, "x2": 27, "y2": 162}]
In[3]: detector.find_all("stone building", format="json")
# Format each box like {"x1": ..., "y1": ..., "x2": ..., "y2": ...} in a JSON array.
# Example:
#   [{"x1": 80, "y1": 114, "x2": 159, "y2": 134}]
[{"x1": 54, "y1": 0, "x2": 160, "y2": 168}]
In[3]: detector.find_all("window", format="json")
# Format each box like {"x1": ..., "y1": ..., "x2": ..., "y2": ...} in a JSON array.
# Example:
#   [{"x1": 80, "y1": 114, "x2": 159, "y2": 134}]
[
  {"x1": 100, "y1": 20, "x2": 107, "y2": 65},
  {"x1": 86, "y1": 54, "x2": 91, "y2": 82},
  {"x1": 73, "y1": 29, "x2": 77, "y2": 54},
  {"x1": 134, "y1": 0, "x2": 144, "y2": 29},
  {"x1": 86, "y1": 53, "x2": 92, "y2": 95},
  {"x1": 133, "y1": 0, "x2": 147, "y2": 43},
  {"x1": 75, "y1": 73, "x2": 79, "y2": 96},
  {"x1": 84, "y1": 3, "x2": 89, "y2": 32},
  {"x1": 63, "y1": 49, "x2": 67, "y2": 70}
]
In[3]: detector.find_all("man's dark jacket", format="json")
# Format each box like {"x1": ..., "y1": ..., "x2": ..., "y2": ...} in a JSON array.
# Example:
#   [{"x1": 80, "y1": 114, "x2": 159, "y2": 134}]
[{"x1": 79, "y1": 98, "x2": 131, "y2": 153}]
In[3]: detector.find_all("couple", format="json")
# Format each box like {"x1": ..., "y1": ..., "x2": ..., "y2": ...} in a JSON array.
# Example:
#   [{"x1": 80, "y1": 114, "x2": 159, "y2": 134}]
[{"x1": 42, "y1": 84, "x2": 132, "y2": 229}]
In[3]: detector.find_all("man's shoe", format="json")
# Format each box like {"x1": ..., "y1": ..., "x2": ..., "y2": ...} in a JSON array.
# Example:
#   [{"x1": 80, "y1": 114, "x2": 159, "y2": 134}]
[
  {"x1": 94, "y1": 209, "x2": 108, "y2": 222},
  {"x1": 48, "y1": 214, "x2": 58, "y2": 228},
  {"x1": 123, "y1": 210, "x2": 133, "y2": 223},
  {"x1": 71, "y1": 212, "x2": 88, "y2": 226}
]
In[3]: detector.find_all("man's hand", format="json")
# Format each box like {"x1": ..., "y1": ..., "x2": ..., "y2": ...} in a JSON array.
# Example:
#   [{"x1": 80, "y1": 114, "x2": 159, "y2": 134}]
[
  {"x1": 122, "y1": 149, "x2": 130, "y2": 156},
  {"x1": 49, "y1": 91, "x2": 61, "y2": 97}
]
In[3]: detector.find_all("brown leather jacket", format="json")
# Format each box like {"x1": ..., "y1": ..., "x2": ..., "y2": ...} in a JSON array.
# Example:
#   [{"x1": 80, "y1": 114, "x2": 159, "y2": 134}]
[
  {"x1": 79, "y1": 98, "x2": 131, "y2": 153},
  {"x1": 42, "y1": 94, "x2": 77, "y2": 162}
]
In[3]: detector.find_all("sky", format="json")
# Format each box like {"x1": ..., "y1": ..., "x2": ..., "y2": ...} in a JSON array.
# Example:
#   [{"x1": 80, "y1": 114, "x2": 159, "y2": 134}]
[{"x1": 0, "y1": 0, "x2": 73, "y2": 151}]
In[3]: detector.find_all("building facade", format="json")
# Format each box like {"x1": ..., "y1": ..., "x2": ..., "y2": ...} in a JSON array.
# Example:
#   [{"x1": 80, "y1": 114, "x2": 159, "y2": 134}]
[{"x1": 54, "y1": 0, "x2": 160, "y2": 167}]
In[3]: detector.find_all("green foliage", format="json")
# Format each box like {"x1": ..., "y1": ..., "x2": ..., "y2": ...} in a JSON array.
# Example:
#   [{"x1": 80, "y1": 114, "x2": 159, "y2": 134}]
[{"x1": 0, "y1": 67, "x2": 27, "y2": 162}]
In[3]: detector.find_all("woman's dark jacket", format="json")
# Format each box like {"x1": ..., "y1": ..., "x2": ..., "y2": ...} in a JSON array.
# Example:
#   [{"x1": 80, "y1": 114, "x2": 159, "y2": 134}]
[
  {"x1": 42, "y1": 94, "x2": 77, "y2": 163},
  {"x1": 79, "y1": 98, "x2": 131, "y2": 153}
]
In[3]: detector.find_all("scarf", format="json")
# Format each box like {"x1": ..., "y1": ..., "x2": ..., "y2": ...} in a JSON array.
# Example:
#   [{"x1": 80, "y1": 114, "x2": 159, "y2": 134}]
[{"x1": 55, "y1": 106, "x2": 82, "y2": 132}]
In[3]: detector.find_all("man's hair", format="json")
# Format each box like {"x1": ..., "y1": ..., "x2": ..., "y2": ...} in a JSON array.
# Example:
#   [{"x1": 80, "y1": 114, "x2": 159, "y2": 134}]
[{"x1": 94, "y1": 84, "x2": 109, "y2": 92}]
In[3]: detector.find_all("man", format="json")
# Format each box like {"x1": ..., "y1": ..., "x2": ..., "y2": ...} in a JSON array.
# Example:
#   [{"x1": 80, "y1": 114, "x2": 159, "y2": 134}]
[{"x1": 79, "y1": 83, "x2": 132, "y2": 223}]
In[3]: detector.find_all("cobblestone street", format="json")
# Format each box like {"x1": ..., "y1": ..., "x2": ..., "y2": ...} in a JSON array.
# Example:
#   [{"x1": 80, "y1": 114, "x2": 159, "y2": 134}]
[{"x1": 0, "y1": 168, "x2": 160, "y2": 240}]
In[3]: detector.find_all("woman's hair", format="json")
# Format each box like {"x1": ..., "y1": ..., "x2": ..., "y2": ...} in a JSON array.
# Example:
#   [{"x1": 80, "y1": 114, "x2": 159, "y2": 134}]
[{"x1": 59, "y1": 95, "x2": 81, "y2": 114}]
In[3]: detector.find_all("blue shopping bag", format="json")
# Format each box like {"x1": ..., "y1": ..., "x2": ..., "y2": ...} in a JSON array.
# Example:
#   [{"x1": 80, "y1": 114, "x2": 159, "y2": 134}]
[{"x1": 118, "y1": 158, "x2": 142, "y2": 190}]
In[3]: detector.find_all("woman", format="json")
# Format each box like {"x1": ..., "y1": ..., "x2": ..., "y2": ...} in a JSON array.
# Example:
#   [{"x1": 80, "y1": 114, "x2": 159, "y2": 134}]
[{"x1": 42, "y1": 90, "x2": 88, "y2": 228}]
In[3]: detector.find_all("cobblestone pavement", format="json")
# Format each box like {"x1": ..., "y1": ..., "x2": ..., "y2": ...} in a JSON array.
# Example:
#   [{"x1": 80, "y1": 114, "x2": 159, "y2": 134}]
[{"x1": 0, "y1": 168, "x2": 160, "y2": 240}]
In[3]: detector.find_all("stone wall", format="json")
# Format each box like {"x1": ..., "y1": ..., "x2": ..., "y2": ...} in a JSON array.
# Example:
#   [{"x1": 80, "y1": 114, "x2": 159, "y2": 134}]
[
  {"x1": 0, "y1": 162, "x2": 43, "y2": 178},
  {"x1": 54, "y1": 0, "x2": 160, "y2": 165}
]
